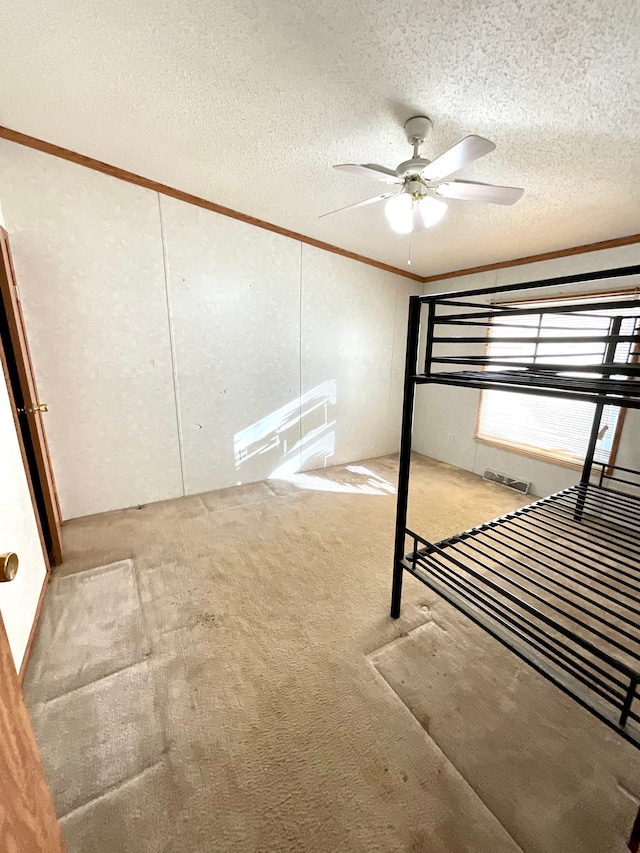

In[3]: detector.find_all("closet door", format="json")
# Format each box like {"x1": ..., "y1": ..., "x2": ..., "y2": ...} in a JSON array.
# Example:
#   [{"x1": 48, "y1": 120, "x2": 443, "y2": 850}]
[{"x1": 0, "y1": 227, "x2": 62, "y2": 565}]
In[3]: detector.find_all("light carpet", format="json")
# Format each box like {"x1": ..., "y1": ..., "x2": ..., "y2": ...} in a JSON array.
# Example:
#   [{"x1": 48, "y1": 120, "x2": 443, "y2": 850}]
[{"x1": 22, "y1": 453, "x2": 639, "y2": 852}]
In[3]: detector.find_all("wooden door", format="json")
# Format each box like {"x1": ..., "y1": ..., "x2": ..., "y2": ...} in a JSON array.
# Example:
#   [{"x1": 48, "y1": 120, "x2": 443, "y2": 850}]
[
  {"x1": 0, "y1": 607, "x2": 65, "y2": 851},
  {"x1": 0, "y1": 228, "x2": 62, "y2": 565}
]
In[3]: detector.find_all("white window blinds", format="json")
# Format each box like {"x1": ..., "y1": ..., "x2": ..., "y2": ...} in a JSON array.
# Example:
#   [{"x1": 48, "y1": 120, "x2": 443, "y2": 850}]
[{"x1": 476, "y1": 305, "x2": 638, "y2": 466}]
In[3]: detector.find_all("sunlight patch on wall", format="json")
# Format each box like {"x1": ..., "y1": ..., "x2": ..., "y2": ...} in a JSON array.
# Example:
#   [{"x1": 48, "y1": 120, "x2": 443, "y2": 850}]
[
  {"x1": 234, "y1": 379, "x2": 337, "y2": 476},
  {"x1": 269, "y1": 429, "x2": 336, "y2": 478},
  {"x1": 233, "y1": 381, "x2": 396, "y2": 493}
]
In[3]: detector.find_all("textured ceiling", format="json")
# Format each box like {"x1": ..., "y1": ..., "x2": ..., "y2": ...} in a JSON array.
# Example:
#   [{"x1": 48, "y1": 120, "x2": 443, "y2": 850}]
[{"x1": 0, "y1": 0, "x2": 639, "y2": 276}]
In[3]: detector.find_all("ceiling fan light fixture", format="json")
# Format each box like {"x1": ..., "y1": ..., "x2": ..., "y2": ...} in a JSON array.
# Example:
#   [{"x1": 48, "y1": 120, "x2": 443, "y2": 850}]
[
  {"x1": 418, "y1": 195, "x2": 447, "y2": 228},
  {"x1": 385, "y1": 193, "x2": 414, "y2": 233},
  {"x1": 384, "y1": 192, "x2": 411, "y2": 221},
  {"x1": 389, "y1": 214, "x2": 414, "y2": 235}
]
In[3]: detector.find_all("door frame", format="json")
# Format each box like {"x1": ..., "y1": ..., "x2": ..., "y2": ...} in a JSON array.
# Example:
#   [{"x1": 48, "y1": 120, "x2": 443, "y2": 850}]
[
  {"x1": 0, "y1": 227, "x2": 62, "y2": 567},
  {"x1": 0, "y1": 605, "x2": 66, "y2": 851},
  {"x1": 0, "y1": 312, "x2": 51, "y2": 680}
]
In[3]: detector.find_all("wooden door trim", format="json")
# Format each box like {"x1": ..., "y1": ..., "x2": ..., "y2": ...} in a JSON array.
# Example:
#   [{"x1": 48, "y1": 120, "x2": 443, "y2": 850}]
[{"x1": 0, "y1": 607, "x2": 66, "y2": 851}]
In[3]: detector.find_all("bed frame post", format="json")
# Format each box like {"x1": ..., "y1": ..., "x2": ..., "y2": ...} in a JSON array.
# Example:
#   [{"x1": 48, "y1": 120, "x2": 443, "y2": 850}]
[
  {"x1": 391, "y1": 295, "x2": 423, "y2": 619},
  {"x1": 580, "y1": 402, "x2": 604, "y2": 487},
  {"x1": 576, "y1": 316, "x2": 623, "y2": 520}
]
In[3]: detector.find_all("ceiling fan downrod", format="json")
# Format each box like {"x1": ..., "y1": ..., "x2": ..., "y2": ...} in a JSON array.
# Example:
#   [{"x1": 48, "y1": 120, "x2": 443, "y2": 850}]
[{"x1": 396, "y1": 115, "x2": 433, "y2": 178}]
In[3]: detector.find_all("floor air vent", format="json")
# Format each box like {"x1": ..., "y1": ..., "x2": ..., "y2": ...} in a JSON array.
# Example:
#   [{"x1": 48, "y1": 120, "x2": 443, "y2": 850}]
[{"x1": 483, "y1": 469, "x2": 530, "y2": 494}]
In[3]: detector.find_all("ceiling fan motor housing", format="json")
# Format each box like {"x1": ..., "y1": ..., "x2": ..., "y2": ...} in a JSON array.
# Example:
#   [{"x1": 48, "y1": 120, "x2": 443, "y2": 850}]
[
  {"x1": 396, "y1": 158, "x2": 431, "y2": 179},
  {"x1": 404, "y1": 115, "x2": 433, "y2": 145},
  {"x1": 405, "y1": 178, "x2": 428, "y2": 198}
]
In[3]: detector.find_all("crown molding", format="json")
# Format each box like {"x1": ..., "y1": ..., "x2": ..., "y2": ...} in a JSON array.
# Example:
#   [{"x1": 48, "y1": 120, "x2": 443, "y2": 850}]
[
  {"x1": 0, "y1": 125, "x2": 423, "y2": 282},
  {"x1": 2, "y1": 125, "x2": 639, "y2": 288},
  {"x1": 420, "y1": 233, "x2": 640, "y2": 284}
]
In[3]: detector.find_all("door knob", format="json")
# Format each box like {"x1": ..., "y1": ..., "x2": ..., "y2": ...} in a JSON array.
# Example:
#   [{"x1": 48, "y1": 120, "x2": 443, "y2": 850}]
[{"x1": 0, "y1": 553, "x2": 18, "y2": 582}]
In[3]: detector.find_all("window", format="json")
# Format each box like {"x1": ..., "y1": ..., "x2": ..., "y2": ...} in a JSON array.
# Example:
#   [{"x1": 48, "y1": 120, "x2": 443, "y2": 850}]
[{"x1": 475, "y1": 293, "x2": 640, "y2": 467}]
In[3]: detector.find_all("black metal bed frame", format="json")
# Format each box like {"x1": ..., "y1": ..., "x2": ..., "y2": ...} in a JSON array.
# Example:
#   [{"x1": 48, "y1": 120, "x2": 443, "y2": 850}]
[{"x1": 391, "y1": 263, "x2": 640, "y2": 748}]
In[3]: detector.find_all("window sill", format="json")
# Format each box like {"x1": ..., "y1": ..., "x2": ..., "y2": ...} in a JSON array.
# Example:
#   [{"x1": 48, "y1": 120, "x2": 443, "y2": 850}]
[{"x1": 474, "y1": 435, "x2": 587, "y2": 470}]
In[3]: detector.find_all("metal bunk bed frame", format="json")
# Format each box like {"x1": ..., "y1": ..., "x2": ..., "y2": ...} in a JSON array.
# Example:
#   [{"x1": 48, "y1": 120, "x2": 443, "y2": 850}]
[{"x1": 391, "y1": 263, "x2": 640, "y2": 747}]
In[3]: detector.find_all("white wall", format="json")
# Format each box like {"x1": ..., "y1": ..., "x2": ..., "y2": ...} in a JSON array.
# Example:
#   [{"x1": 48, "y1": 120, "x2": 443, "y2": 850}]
[
  {"x1": 0, "y1": 140, "x2": 419, "y2": 518},
  {"x1": 414, "y1": 246, "x2": 640, "y2": 497},
  {"x1": 0, "y1": 150, "x2": 184, "y2": 519}
]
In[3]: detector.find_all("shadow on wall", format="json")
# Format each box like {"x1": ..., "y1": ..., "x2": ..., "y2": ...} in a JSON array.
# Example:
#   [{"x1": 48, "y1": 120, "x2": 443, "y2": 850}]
[{"x1": 233, "y1": 380, "x2": 396, "y2": 495}]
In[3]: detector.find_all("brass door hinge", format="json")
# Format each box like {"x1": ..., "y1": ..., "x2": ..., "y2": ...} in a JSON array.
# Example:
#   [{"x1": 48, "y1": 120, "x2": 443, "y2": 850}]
[{"x1": 17, "y1": 402, "x2": 48, "y2": 414}]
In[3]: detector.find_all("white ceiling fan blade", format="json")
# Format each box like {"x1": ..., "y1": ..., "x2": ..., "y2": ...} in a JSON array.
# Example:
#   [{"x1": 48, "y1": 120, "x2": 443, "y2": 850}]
[
  {"x1": 319, "y1": 191, "x2": 397, "y2": 218},
  {"x1": 421, "y1": 135, "x2": 496, "y2": 181},
  {"x1": 333, "y1": 163, "x2": 400, "y2": 184},
  {"x1": 434, "y1": 180, "x2": 524, "y2": 205}
]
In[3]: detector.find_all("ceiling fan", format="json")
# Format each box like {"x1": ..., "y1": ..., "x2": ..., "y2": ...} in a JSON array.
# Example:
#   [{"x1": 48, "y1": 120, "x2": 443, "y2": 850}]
[{"x1": 321, "y1": 116, "x2": 523, "y2": 234}]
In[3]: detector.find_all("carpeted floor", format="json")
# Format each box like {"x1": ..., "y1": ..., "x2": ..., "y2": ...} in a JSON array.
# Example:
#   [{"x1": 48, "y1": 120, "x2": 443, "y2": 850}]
[{"x1": 22, "y1": 454, "x2": 640, "y2": 852}]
